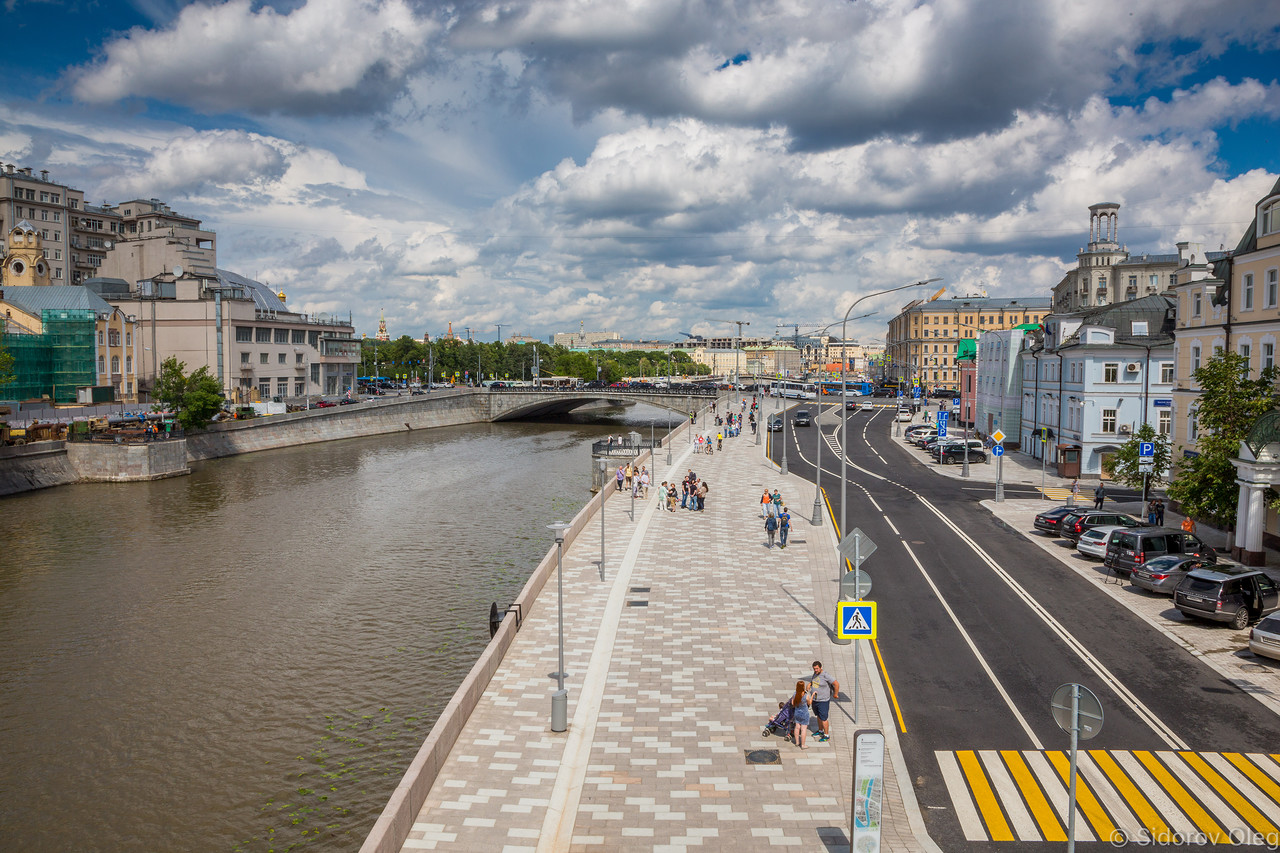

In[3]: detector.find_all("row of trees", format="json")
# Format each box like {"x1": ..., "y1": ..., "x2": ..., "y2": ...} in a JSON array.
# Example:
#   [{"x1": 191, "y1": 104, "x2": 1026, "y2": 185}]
[
  {"x1": 1104, "y1": 350, "x2": 1278, "y2": 533},
  {"x1": 359, "y1": 336, "x2": 711, "y2": 383}
]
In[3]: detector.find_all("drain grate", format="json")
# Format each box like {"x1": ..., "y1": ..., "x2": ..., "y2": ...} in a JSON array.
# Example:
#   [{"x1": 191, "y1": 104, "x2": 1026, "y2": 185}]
[
  {"x1": 745, "y1": 748, "x2": 781, "y2": 765},
  {"x1": 630, "y1": 587, "x2": 650, "y2": 593},
  {"x1": 627, "y1": 601, "x2": 649, "y2": 607}
]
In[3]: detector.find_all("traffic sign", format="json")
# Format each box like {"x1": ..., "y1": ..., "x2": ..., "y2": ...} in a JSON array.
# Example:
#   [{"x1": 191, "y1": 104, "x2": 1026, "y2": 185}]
[
  {"x1": 991, "y1": 429, "x2": 1006, "y2": 444},
  {"x1": 953, "y1": 397, "x2": 961, "y2": 408},
  {"x1": 836, "y1": 601, "x2": 877, "y2": 640},
  {"x1": 1138, "y1": 441, "x2": 1155, "y2": 459},
  {"x1": 837, "y1": 528, "x2": 877, "y2": 568},
  {"x1": 912, "y1": 387, "x2": 922, "y2": 398},
  {"x1": 840, "y1": 569, "x2": 872, "y2": 600},
  {"x1": 991, "y1": 445, "x2": 1004, "y2": 457},
  {"x1": 936, "y1": 410, "x2": 948, "y2": 438},
  {"x1": 1138, "y1": 461, "x2": 1153, "y2": 473}
]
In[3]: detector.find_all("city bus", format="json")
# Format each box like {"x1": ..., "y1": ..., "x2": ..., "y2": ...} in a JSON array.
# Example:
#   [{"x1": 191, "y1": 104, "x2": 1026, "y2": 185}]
[
  {"x1": 817, "y1": 380, "x2": 873, "y2": 397},
  {"x1": 772, "y1": 380, "x2": 816, "y2": 399}
]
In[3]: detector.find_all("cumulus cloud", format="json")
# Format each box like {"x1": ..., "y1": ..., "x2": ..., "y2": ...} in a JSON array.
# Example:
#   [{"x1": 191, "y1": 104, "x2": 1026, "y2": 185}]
[
  {"x1": 69, "y1": 0, "x2": 438, "y2": 114},
  {"x1": 99, "y1": 130, "x2": 289, "y2": 198}
]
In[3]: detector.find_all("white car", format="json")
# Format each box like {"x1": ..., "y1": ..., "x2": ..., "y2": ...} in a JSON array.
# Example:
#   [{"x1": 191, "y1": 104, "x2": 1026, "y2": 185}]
[
  {"x1": 1076, "y1": 525, "x2": 1125, "y2": 560},
  {"x1": 1248, "y1": 613, "x2": 1280, "y2": 661},
  {"x1": 860, "y1": 402, "x2": 873, "y2": 411},
  {"x1": 895, "y1": 409, "x2": 913, "y2": 422}
]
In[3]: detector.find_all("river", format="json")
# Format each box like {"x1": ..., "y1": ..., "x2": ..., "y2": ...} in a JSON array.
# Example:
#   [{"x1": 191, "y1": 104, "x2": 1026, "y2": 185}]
[{"x1": 0, "y1": 404, "x2": 681, "y2": 852}]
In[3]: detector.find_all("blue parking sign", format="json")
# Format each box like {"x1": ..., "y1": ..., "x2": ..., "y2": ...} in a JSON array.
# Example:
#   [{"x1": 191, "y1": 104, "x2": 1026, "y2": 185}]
[
  {"x1": 936, "y1": 410, "x2": 948, "y2": 438},
  {"x1": 1139, "y1": 441, "x2": 1155, "y2": 458}
]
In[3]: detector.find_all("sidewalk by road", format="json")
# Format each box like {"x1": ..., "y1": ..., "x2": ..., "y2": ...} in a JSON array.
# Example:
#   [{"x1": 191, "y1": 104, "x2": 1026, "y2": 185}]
[{"x1": 385, "y1": 409, "x2": 935, "y2": 852}]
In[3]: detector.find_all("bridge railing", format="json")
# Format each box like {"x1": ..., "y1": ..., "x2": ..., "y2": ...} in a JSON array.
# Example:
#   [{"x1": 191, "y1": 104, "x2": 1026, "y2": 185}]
[
  {"x1": 591, "y1": 437, "x2": 663, "y2": 456},
  {"x1": 486, "y1": 385, "x2": 717, "y2": 397}
]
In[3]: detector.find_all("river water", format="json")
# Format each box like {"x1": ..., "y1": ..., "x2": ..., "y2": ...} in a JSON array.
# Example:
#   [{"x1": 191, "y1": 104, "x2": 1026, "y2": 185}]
[{"x1": 0, "y1": 405, "x2": 679, "y2": 852}]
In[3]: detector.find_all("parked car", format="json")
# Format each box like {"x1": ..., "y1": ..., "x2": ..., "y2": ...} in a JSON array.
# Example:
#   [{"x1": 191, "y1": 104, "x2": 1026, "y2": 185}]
[
  {"x1": 1076, "y1": 525, "x2": 1128, "y2": 560},
  {"x1": 895, "y1": 409, "x2": 913, "y2": 422},
  {"x1": 793, "y1": 409, "x2": 812, "y2": 426},
  {"x1": 938, "y1": 446, "x2": 986, "y2": 465},
  {"x1": 1130, "y1": 555, "x2": 1218, "y2": 595},
  {"x1": 1174, "y1": 567, "x2": 1280, "y2": 629},
  {"x1": 1033, "y1": 505, "x2": 1084, "y2": 535},
  {"x1": 1248, "y1": 613, "x2": 1280, "y2": 661},
  {"x1": 912, "y1": 431, "x2": 939, "y2": 448},
  {"x1": 766, "y1": 414, "x2": 783, "y2": 432},
  {"x1": 1105, "y1": 527, "x2": 1217, "y2": 577},
  {"x1": 312, "y1": 400, "x2": 336, "y2": 408},
  {"x1": 1059, "y1": 510, "x2": 1144, "y2": 543},
  {"x1": 930, "y1": 439, "x2": 984, "y2": 459},
  {"x1": 904, "y1": 424, "x2": 933, "y2": 438}
]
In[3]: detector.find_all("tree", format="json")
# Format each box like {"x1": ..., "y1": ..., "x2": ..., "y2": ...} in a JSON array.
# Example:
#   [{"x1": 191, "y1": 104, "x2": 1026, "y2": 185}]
[
  {"x1": 1101, "y1": 422, "x2": 1170, "y2": 501},
  {"x1": 153, "y1": 356, "x2": 226, "y2": 430},
  {"x1": 1167, "y1": 350, "x2": 1278, "y2": 535},
  {"x1": 0, "y1": 341, "x2": 14, "y2": 388}
]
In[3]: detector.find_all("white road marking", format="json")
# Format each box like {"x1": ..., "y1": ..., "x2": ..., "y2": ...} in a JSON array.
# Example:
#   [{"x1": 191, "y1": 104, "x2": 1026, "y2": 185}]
[{"x1": 936, "y1": 750, "x2": 987, "y2": 842}]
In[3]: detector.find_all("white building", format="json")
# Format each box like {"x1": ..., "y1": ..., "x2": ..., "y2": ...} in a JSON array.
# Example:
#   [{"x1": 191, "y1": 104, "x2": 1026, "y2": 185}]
[{"x1": 975, "y1": 328, "x2": 1035, "y2": 441}]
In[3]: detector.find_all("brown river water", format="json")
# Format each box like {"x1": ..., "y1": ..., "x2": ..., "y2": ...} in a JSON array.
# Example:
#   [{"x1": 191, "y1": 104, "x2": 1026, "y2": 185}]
[{"x1": 0, "y1": 406, "x2": 678, "y2": 852}]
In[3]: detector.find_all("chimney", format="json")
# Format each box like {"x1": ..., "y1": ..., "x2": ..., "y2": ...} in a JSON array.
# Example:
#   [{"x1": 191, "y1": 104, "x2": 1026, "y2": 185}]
[
  {"x1": 6, "y1": 164, "x2": 13, "y2": 174},
  {"x1": 40, "y1": 170, "x2": 48, "y2": 181},
  {"x1": 20, "y1": 167, "x2": 31, "y2": 176}
]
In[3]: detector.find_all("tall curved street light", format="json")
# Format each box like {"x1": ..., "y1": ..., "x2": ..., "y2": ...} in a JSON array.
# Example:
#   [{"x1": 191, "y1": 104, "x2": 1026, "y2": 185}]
[{"x1": 840, "y1": 279, "x2": 941, "y2": 540}]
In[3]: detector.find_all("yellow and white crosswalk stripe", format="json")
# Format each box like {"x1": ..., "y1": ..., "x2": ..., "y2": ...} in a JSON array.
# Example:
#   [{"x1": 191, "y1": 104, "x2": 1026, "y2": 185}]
[
  {"x1": 1039, "y1": 487, "x2": 1075, "y2": 501},
  {"x1": 937, "y1": 749, "x2": 1280, "y2": 843}
]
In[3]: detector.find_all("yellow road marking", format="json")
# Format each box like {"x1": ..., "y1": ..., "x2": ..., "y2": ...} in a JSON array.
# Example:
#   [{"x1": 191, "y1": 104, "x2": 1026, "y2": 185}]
[
  {"x1": 1046, "y1": 750, "x2": 1116, "y2": 841},
  {"x1": 1133, "y1": 751, "x2": 1226, "y2": 842},
  {"x1": 1001, "y1": 750, "x2": 1066, "y2": 842},
  {"x1": 871, "y1": 638, "x2": 907, "y2": 734},
  {"x1": 1225, "y1": 753, "x2": 1280, "y2": 804},
  {"x1": 958, "y1": 750, "x2": 1014, "y2": 841},
  {"x1": 1090, "y1": 749, "x2": 1170, "y2": 838},
  {"x1": 1181, "y1": 751, "x2": 1279, "y2": 837}
]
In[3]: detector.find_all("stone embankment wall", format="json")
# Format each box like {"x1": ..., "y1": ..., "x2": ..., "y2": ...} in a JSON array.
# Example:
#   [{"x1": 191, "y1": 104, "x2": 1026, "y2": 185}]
[
  {"x1": 0, "y1": 441, "x2": 79, "y2": 496},
  {"x1": 65, "y1": 440, "x2": 191, "y2": 482}
]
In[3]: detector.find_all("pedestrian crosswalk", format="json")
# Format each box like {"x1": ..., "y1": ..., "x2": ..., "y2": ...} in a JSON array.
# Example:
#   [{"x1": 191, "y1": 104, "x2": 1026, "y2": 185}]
[
  {"x1": 1039, "y1": 487, "x2": 1075, "y2": 501},
  {"x1": 937, "y1": 749, "x2": 1280, "y2": 843}
]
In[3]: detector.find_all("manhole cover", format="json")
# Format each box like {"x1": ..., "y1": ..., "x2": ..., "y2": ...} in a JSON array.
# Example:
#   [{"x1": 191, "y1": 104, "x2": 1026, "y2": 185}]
[
  {"x1": 630, "y1": 587, "x2": 650, "y2": 593},
  {"x1": 626, "y1": 601, "x2": 649, "y2": 607},
  {"x1": 745, "y1": 749, "x2": 781, "y2": 765},
  {"x1": 1240, "y1": 663, "x2": 1271, "y2": 673}
]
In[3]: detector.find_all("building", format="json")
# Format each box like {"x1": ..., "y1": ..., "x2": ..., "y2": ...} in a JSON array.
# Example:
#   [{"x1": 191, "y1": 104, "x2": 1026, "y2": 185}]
[
  {"x1": 974, "y1": 327, "x2": 1038, "y2": 442},
  {"x1": 1049, "y1": 202, "x2": 1221, "y2": 313},
  {"x1": 0, "y1": 163, "x2": 83, "y2": 284},
  {"x1": 743, "y1": 345, "x2": 803, "y2": 378},
  {"x1": 1018, "y1": 295, "x2": 1176, "y2": 478},
  {"x1": 89, "y1": 270, "x2": 359, "y2": 402},
  {"x1": 886, "y1": 296, "x2": 1049, "y2": 392},
  {"x1": 553, "y1": 327, "x2": 622, "y2": 349},
  {"x1": 95, "y1": 198, "x2": 216, "y2": 288}
]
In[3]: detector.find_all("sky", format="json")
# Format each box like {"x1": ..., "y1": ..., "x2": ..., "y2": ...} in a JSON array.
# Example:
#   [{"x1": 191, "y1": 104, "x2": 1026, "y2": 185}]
[{"x1": 2, "y1": 0, "x2": 1278, "y2": 345}]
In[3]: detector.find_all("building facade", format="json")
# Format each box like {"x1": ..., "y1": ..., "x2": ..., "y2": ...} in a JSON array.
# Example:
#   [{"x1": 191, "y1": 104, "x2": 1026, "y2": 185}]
[
  {"x1": 975, "y1": 328, "x2": 1035, "y2": 443},
  {"x1": 886, "y1": 296, "x2": 1049, "y2": 393}
]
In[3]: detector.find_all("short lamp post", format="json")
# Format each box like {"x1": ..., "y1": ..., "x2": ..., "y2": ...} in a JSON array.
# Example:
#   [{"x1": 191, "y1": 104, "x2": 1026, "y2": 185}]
[{"x1": 546, "y1": 521, "x2": 573, "y2": 732}]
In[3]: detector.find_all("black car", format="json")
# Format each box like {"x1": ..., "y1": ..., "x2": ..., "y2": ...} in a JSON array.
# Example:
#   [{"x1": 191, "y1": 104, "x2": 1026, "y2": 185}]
[
  {"x1": 1058, "y1": 510, "x2": 1143, "y2": 543},
  {"x1": 1033, "y1": 505, "x2": 1082, "y2": 535},
  {"x1": 1174, "y1": 567, "x2": 1280, "y2": 629},
  {"x1": 1104, "y1": 527, "x2": 1217, "y2": 577},
  {"x1": 938, "y1": 446, "x2": 986, "y2": 464},
  {"x1": 793, "y1": 409, "x2": 812, "y2": 426},
  {"x1": 871, "y1": 389, "x2": 895, "y2": 398}
]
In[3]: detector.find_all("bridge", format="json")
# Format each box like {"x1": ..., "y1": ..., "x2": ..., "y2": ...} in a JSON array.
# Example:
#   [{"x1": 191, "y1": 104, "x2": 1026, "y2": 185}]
[{"x1": 480, "y1": 385, "x2": 720, "y2": 421}]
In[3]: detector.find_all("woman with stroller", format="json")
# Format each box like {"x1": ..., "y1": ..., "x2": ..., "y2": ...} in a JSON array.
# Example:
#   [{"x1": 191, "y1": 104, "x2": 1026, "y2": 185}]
[{"x1": 789, "y1": 680, "x2": 812, "y2": 749}]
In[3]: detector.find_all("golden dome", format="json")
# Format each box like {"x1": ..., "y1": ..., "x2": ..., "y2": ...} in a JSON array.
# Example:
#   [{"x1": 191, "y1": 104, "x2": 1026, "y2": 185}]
[{"x1": 277, "y1": 290, "x2": 287, "y2": 303}]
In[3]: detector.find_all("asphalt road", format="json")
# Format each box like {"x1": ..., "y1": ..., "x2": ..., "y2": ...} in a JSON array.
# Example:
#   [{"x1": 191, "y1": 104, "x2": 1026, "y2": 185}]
[{"x1": 762, "y1": 399, "x2": 1280, "y2": 851}]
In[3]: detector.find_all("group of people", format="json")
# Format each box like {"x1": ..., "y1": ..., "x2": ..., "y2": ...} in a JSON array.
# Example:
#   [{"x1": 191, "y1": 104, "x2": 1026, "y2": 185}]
[
  {"x1": 768, "y1": 661, "x2": 840, "y2": 749},
  {"x1": 1145, "y1": 498, "x2": 1167, "y2": 526},
  {"x1": 614, "y1": 462, "x2": 651, "y2": 498},
  {"x1": 658, "y1": 468, "x2": 709, "y2": 512},
  {"x1": 761, "y1": 488, "x2": 791, "y2": 548}
]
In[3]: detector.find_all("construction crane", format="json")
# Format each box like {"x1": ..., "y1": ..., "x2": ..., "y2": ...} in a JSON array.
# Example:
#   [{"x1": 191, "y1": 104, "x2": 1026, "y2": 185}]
[{"x1": 706, "y1": 318, "x2": 751, "y2": 387}]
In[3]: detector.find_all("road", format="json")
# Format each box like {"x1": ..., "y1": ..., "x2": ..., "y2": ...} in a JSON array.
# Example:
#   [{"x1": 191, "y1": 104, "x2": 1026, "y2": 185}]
[{"x1": 763, "y1": 398, "x2": 1280, "y2": 850}]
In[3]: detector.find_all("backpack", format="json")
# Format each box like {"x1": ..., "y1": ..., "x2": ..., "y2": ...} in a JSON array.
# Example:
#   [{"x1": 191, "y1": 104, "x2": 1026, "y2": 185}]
[
  {"x1": 780, "y1": 514, "x2": 790, "y2": 529},
  {"x1": 765, "y1": 516, "x2": 778, "y2": 532}
]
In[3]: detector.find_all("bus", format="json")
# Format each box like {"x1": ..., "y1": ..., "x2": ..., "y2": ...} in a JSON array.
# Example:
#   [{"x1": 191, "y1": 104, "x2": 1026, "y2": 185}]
[
  {"x1": 817, "y1": 380, "x2": 872, "y2": 397},
  {"x1": 772, "y1": 380, "x2": 816, "y2": 399}
]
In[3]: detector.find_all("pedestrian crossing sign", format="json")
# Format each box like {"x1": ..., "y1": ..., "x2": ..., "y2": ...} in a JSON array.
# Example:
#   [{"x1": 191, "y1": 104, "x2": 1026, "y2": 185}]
[{"x1": 837, "y1": 601, "x2": 877, "y2": 640}]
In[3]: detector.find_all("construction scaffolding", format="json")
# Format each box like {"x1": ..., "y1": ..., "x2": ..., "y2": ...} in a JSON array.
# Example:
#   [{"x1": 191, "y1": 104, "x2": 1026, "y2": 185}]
[{"x1": 0, "y1": 309, "x2": 96, "y2": 403}]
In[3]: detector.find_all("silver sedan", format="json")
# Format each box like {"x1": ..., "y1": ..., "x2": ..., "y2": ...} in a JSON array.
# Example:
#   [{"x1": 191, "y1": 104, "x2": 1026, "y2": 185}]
[
  {"x1": 1075, "y1": 525, "x2": 1125, "y2": 560},
  {"x1": 1249, "y1": 614, "x2": 1280, "y2": 662},
  {"x1": 1129, "y1": 555, "x2": 1216, "y2": 595}
]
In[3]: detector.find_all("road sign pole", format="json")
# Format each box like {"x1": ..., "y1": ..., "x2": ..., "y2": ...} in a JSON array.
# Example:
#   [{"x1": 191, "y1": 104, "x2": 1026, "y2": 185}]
[
  {"x1": 853, "y1": 529, "x2": 861, "y2": 723},
  {"x1": 1041, "y1": 439, "x2": 1047, "y2": 499},
  {"x1": 1067, "y1": 685, "x2": 1080, "y2": 853},
  {"x1": 996, "y1": 451, "x2": 1004, "y2": 502}
]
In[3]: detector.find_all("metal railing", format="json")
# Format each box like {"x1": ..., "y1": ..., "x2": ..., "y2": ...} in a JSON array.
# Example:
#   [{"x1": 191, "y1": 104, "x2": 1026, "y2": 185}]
[
  {"x1": 486, "y1": 384, "x2": 717, "y2": 397},
  {"x1": 590, "y1": 437, "x2": 663, "y2": 456}
]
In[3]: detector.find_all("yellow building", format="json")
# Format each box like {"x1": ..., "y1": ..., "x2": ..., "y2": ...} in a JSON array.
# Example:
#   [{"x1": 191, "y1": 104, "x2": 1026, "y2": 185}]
[{"x1": 886, "y1": 296, "x2": 1049, "y2": 392}]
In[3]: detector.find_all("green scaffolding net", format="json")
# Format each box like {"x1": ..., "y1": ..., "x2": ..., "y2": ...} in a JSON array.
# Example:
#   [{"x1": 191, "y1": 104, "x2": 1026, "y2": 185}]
[{"x1": 0, "y1": 309, "x2": 96, "y2": 403}]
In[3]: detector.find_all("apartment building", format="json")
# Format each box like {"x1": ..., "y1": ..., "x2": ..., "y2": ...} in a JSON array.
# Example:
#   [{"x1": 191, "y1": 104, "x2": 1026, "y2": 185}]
[{"x1": 886, "y1": 296, "x2": 1049, "y2": 392}]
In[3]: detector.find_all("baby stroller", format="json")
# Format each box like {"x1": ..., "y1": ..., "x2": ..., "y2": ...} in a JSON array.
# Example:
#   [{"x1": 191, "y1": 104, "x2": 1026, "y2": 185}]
[{"x1": 762, "y1": 701, "x2": 795, "y2": 739}]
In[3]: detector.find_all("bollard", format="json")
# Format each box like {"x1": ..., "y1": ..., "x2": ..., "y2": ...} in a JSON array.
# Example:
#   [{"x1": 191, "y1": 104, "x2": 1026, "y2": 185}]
[{"x1": 551, "y1": 689, "x2": 568, "y2": 732}]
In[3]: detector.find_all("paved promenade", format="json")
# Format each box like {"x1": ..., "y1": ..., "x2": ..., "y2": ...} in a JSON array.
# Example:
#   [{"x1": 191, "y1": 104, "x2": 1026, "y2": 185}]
[{"x1": 389, "y1": 413, "x2": 936, "y2": 852}]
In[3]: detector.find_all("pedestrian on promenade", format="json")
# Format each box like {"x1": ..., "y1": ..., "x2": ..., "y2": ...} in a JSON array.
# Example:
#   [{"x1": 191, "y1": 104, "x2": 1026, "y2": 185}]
[
  {"x1": 1181, "y1": 516, "x2": 1196, "y2": 534},
  {"x1": 641, "y1": 467, "x2": 650, "y2": 498},
  {"x1": 761, "y1": 489, "x2": 772, "y2": 518},
  {"x1": 778, "y1": 506, "x2": 791, "y2": 549},
  {"x1": 624, "y1": 462, "x2": 633, "y2": 491},
  {"x1": 765, "y1": 512, "x2": 778, "y2": 547},
  {"x1": 1155, "y1": 499, "x2": 1165, "y2": 526},
  {"x1": 1094, "y1": 484, "x2": 1106, "y2": 510},
  {"x1": 765, "y1": 495, "x2": 779, "y2": 521},
  {"x1": 666, "y1": 482, "x2": 678, "y2": 512},
  {"x1": 717, "y1": 431, "x2": 723, "y2": 451},
  {"x1": 696, "y1": 479, "x2": 708, "y2": 511},
  {"x1": 681, "y1": 477, "x2": 691, "y2": 510},
  {"x1": 1070, "y1": 478, "x2": 1080, "y2": 507},
  {"x1": 808, "y1": 662, "x2": 839, "y2": 742},
  {"x1": 789, "y1": 680, "x2": 812, "y2": 749},
  {"x1": 1147, "y1": 499, "x2": 1159, "y2": 525},
  {"x1": 616, "y1": 465, "x2": 624, "y2": 492}
]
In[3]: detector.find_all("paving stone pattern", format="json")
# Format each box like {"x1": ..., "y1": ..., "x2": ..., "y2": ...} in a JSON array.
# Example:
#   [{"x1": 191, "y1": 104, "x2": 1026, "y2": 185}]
[{"x1": 400, "y1": 415, "x2": 927, "y2": 852}]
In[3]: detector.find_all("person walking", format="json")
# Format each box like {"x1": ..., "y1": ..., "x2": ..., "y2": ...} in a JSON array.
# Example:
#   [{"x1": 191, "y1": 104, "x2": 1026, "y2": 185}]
[
  {"x1": 1155, "y1": 498, "x2": 1165, "y2": 526},
  {"x1": 789, "y1": 680, "x2": 812, "y2": 749},
  {"x1": 1181, "y1": 515, "x2": 1196, "y2": 534},
  {"x1": 778, "y1": 506, "x2": 791, "y2": 549},
  {"x1": 1070, "y1": 478, "x2": 1080, "y2": 507},
  {"x1": 696, "y1": 479, "x2": 708, "y2": 511},
  {"x1": 615, "y1": 464, "x2": 625, "y2": 492},
  {"x1": 1093, "y1": 484, "x2": 1106, "y2": 510},
  {"x1": 808, "y1": 662, "x2": 839, "y2": 742},
  {"x1": 765, "y1": 512, "x2": 778, "y2": 547},
  {"x1": 640, "y1": 467, "x2": 650, "y2": 499},
  {"x1": 1147, "y1": 499, "x2": 1158, "y2": 525}
]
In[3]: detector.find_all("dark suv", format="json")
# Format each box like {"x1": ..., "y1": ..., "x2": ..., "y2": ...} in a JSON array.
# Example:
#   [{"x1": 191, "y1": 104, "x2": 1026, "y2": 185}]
[
  {"x1": 1058, "y1": 510, "x2": 1143, "y2": 543},
  {"x1": 793, "y1": 409, "x2": 812, "y2": 426},
  {"x1": 1174, "y1": 567, "x2": 1280, "y2": 629},
  {"x1": 1103, "y1": 527, "x2": 1217, "y2": 577}
]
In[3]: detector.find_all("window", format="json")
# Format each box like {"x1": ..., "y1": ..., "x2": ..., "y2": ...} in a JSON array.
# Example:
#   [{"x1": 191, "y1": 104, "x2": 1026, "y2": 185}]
[
  {"x1": 1266, "y1": 343, "x2": 1275, "y2": 371},
  {"x1": 311, "y1": 364, "x2": 320, "y2": 384},
  {"x1": 1193, "y1": 292, "x2": 1202, "y2": 316},
  {"x1": 108, "y1": 329, "x2": 120, "y2": 347},
  {"x1": 125, "y1": 356, "x2": 132, "y2": 373},
  {"x1": 1189, "y1": 412, "x2": 1199, "y2": 440},
  {"x1": 274, "y1": 328, "x2": 289, "y2": 344},
  {"x1": 97, "y1": 329, "x2": 104, "y2": 345},
  {"x1": 260, "y1": 353, "x2": 269, "y2": 364},
  {"x1": 1268, "y1": 270, "x2": 1279, "y2": 308},
  {"x1": 277, "y1": 380, "x2": 288, "y2": 397},
  {"x1": 54, "y1": 267, "x2": 61, "y2": 279},
  {"x1": 51, "y1": 194, "x2": 59, "y2": 204},
  {"x1": 278, "y1": 353, "x2": 287, "y2": 364},
  {"x1": 258, "y1": 381, "x2": 270, "y2": 399},
  {"x1": 235, "y1": 326, "x2": 253, "y2": 342},
  {"x1": 241, "y1": 352, "x2": 250, "y2": 364},
  {"x1": 1156, "y1": 410, "x2": 1171, "y2": 436},
  {"x1": 255, "y1": 327, "x2": 271, "y2": 343},
  {"x1": 110, "y1": 355, "x2": 120, "y2": 374},
  {"x1": 292, "y1": 329, "x2": 306, "y2": 344},
  {"x1": 98, "y1": 355, "x2": 105, "y2": 374},
  {"x1": 1243, "y1": 273, "x2": 1255, "y2": 310},
  {"x1": 295, "y1": 353, "x2": 303, "y2": 364},
  {"x1": 1240, "y1": 343, "x2": 1252, "y2": 367},
  {"x1": 308, "y1": 331, "x2": 319, "y2": 348},
  {"x1": 1191, "y1": 344, "x2": 1202, "y2": 373},
  {"x1": 1128, "y1": 275, "x2": 1137, "y2": 290},
  {"x1": 1101, "y1": 408, "x2": 1117, "y2": 433},
  {"x1": 1263, "y1": 201, "x2": 1280, "y2": 237},
  {"x1": 1160, "y1": 362, "x2": 1174, "y2": 383},
  {"x1": 1149, "y1": 274, "x2": 1158, "y2": 290},
  {"x1": 295, "y1": 382, "x2": 305, "y2": 396},
  {"x1": 1104, "y1": 363, "x2": 1118, "y2": 383},
  {"x1": 1131, "y1": 320, "x2": 1148, "y2": 336}
]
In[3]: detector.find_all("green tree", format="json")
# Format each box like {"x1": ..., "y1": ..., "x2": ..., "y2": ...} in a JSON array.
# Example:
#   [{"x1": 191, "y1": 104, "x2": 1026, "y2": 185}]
[
  {"x1": 153, "y1": 356, "x2": 226, "y2": 430},
  {"x1": 1167, "y1": 350, "x2": 1278, "y2": 535},
  {"x1": 0, "y1": 340, "x2": 14, "y2": 388},
  {"x1": 1101, "y1": 422, "x2": 1170, "y2": 499}
]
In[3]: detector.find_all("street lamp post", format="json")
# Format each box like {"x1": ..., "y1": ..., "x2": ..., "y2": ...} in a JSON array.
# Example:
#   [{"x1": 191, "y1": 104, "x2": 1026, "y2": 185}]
[
  {"x1": 629, "y1": 430, "x2": 641, "y2": 519},
  {"x1": 546, "y1": 521, "x2": 573, "y2": 732},
  {"x1": 598, "y1": 459, "x2": 606, "y2": 579},
  {"x1": 841, "y1": 279, "x2": 940, "y2": 539}
]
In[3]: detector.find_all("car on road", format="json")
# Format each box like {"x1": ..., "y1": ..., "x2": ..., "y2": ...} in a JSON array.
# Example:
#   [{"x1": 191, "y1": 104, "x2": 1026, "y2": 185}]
[
  {"x1": 1075, "y1": 525, "x2": 1128, "y2": 560},
  {"x1": 938, "y1": 445, "x2": 986, "y2": 465},
  {"x1": 871, "y1": 388, "x2": 895, "y2": 397},
  {"x1": 1058, "y1": 509, "x2": 1144, "y2": 543},
  {"x1": 929, "y1": 389, "x2": 954, "y2": 398},
  {"x1": 1129, "y1": 555, "x2": 1218, "y2": 594},
  {"x1": 793, "y1": 409, "x2": 812, "y2": 426},
  {"x1": 312, "y1": 400, "x2": 336, "y2": 408},
  {"x1": 1033, "y1": 505, "x2": 1082, "y2": 535},
  {"x1": 766, "y1": 414, "x2": 783, "y2": 432},
  {"x1": 860, "y1": 401, "x2": 874, "y2": 411},
  {"x1": 929, "y1": 439, "x2": 984, "y2": 459},
  {"x1": 1248, "y1": 613, "x2": 1280, "y2": 661},
  {"x1": 1173, "y1": 566, "x2": 1280, "y2": 629},
  {"x1": 1104, "y1": 527, "x2": 1217, "y2": 577}
]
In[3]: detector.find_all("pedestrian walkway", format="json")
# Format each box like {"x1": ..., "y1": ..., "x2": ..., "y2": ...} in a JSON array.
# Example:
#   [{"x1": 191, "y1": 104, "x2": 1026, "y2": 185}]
[
  {"x1": 371, "y1": 408, "x2": 935, "y2": 853},
  {"x1": 937, "y1": 748, "x2": 1280, "y2": 844}
]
